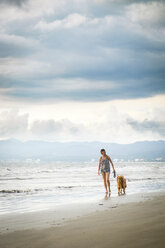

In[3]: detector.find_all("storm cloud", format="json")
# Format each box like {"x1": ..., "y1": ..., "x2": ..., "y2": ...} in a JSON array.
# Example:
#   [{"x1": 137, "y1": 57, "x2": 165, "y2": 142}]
[
  {"x1": 0, "y1": 0, "x2": 28, "y2": 7},
  {"x1": 0, "y1": 0, "x2": 164, "y2": 101}
]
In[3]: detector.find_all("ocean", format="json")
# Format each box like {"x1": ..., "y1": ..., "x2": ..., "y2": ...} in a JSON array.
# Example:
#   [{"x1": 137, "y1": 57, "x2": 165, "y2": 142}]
[{"x1": 0, "y1": 161, "x2": 165, "y2": 215}]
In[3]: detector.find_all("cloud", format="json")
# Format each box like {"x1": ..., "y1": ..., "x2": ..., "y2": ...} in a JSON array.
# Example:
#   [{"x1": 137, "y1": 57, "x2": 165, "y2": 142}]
[
  {"x1": 0, "y1": 109, "x2": 85, "y2": 141},
  {"x1": 0, "y1": 94, "x2": 164, "y2": 143},
  {"x1": 0, "y1": 33, "x2": 39, "y2": 57},
  {"x1": 126, "y1": 1, "x2": 165, "y2": 28},
  {"x1": 0, "y1": 0, "x2": 165, "y2": 103},
  {"x1": 0, "y1": 109, "x2": 28, "y2": 138},
  {"x1": 35, "y1": 13, "x2": 87, "y2": 31},
  {"x1": 0, "y1": 57, "x2": 54, "y2": 83},
  {"x1": 0, "y1": 0, "x2": 164, "y2": 145},
  {"x1": 127, "y1": 118, "x2": 165, "y2": 137},
  {"x1": 0, "y1": 0, "x2": 56, "y2": 24},
  {"x1": 30, "y1": 119, "x2": 83, "y2": 139},
  {"x1": 0, "y1": 0, "x2": 28, "y2": 6}
]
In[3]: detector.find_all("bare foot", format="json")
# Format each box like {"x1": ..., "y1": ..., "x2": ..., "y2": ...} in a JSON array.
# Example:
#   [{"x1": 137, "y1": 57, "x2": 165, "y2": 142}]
[{"x1": 104, "y1": 192, "x2": 108, "y2": 199}]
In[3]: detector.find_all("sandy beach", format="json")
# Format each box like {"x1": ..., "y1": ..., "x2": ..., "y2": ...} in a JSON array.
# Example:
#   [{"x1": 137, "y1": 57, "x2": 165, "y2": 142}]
[{"x1": 0, "y1": 192, "x2": 165, "y2": 248}]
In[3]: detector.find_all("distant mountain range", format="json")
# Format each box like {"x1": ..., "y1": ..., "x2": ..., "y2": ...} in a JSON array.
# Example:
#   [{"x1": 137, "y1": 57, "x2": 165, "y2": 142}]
[{"x1": 0, "y1": 139, "x2": 164, "y2": 162}]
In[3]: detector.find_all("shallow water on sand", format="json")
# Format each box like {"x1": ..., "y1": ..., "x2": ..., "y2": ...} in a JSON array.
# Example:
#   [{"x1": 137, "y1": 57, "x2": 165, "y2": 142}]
[{"x1": 0, "y1": 161, "x2": 165, "y2": 215}]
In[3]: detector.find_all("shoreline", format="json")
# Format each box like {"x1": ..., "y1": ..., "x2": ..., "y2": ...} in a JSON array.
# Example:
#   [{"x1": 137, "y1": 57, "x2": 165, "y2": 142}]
[
  {"x1": 0, "y1": 190, "x2": 164, "y2": 234},
  {"x1": 0, "y1": 191, "x2": 165, "y2": 248}
]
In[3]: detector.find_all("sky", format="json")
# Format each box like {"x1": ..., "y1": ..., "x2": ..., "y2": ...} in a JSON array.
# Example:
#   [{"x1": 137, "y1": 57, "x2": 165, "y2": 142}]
[{"x1": 0, "y1": 0, "x2": 165, "y2": 143}]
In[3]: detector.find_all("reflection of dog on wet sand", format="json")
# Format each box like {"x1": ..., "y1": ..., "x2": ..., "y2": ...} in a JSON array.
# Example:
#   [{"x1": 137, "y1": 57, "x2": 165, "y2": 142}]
[{"x1": 117, "y1": 176, "x2": 127, "y2": 196}]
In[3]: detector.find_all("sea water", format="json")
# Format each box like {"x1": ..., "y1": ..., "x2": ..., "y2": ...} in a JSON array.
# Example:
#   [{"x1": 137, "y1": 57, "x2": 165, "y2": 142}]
[{"x1": 0, "y1": 161, "x2": 165, "y2": 215}]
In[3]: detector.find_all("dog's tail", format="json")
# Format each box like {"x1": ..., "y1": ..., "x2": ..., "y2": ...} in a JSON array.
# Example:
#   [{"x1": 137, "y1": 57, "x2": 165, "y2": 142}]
[
  {"x1": 120, "y1": 177, "x2": 127, "y2": 188},
  {"x1": 123, "y1": 178, "x2": 127, "y2": 188}
]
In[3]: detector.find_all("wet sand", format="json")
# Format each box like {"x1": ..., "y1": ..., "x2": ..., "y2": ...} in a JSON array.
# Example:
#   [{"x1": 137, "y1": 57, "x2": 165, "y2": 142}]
[{"x1": 0, "y1": 193, "x2": 165, "y2": 248}]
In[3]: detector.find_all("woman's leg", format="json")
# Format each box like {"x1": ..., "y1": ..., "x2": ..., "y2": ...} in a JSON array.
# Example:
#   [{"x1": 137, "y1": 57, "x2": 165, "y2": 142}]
[
  {"x1": 102, "y1": 172, "x2": 107, "y2": 193},
  {"x1": 106, "y1": 172, "x2": 111, "y2": 193}
]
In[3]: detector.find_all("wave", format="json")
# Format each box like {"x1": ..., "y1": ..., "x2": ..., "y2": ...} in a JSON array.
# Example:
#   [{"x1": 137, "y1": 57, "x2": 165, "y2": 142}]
[
  {"x1": 0, "y1": 188, "x2": 50, "y2": 194},
  {"x1": 57, "y1": 186, "x2": 74, "y2": 189},
  {"x1": 127, "y1": 177, "x2": 164, "y2": 182},
  {"x1": 0, "y1": 186, "x2": 75, "y2": 194},
  {"x1": 0, "y1": 189, "x2": 30, "y2": 193},
  {"x1": 0, "y1": 177, "x2": 34, "y2": 181}
]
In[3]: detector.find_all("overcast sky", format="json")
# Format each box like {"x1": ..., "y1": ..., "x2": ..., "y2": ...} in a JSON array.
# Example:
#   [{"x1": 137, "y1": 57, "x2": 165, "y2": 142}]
[{"x1": 0, "y1": 0, "x2": 165, "y2": 143}]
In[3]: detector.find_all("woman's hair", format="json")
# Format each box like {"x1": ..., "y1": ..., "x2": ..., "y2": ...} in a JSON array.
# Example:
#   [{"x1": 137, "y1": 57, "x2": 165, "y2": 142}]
[{"x1": 100, "y1": 148, "x2": 106, "y2": 153}]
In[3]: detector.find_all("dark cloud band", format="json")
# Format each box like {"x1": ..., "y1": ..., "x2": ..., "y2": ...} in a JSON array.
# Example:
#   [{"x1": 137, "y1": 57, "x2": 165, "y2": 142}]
[
  {"x1": 0, "y1": 0, "x2": 28, "y2": 6},
  {"x1": 0, "y1": 0, "x2": 165, "y2": 102}
]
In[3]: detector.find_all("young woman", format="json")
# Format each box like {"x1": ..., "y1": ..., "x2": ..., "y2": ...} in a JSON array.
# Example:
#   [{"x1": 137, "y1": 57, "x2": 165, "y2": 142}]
[{"x1": 98, "y1": 149, "x2": 115, "y2": 195}]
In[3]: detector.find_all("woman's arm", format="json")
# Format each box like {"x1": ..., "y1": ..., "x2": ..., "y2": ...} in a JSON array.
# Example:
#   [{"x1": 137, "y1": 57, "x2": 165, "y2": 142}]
[
  {"x1": 107, "y1": 155, "x2": 115, "y2": 172},
  {"x1": 98, "y1": 157, "x2": 101, "y2": 175}
]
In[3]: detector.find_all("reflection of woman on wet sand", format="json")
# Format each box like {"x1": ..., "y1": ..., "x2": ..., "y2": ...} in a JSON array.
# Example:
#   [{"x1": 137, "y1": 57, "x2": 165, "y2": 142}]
[{"x1": 98, "y1": 149, "x2": 115, "y2": 195}]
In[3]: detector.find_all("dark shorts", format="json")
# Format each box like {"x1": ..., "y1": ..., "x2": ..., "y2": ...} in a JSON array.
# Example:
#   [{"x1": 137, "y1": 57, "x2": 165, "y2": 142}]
[{"x1": 101, "y1": 168, "x2": 110, "y2": 173}]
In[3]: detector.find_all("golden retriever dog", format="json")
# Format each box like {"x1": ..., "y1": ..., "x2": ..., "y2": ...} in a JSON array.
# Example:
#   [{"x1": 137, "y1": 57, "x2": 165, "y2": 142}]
[{"x1": 117, "y1": 176, "x2": 127, "y2": 196}]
